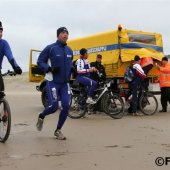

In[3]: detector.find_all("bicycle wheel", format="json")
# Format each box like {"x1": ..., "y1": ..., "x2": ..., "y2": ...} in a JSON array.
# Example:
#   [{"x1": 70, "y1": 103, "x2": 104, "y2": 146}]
[
  {"x1": 0, "y1": 98, "x2": 11, "y2": 143},
  {"x1": 68, "y1": 95, "x2": 87, "y2": 119},
  {"x1": 139, "y1": 92, "x2": 158, "y2": 115},
  {"x1": 103, "y1": 93, "x2": 125, "y2": 119}
]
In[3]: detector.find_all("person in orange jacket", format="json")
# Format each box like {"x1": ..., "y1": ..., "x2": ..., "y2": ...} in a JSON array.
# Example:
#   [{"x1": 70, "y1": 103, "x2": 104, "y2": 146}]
[
  {"x1": 140, "y1": 57, "x2": 153, "y2": 74},
  {"x1": 140, "y1": 57, "x2": 153, "y2": 90},
  {"x1": 156, "y1": 56, "x2": 170, "y2": 112}
]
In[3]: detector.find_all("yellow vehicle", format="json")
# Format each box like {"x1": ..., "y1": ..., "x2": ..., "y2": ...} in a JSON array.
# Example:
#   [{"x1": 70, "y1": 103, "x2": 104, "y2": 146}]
[
  {"x1": 68, "y1": 25, "x2": 163, "y2": 81},
  {"x1": 29, "y1": 49, "x2": 44, "y2": 82},
  {"x1": 29, "y1": 25, "x2": 163, "y2": 83}
]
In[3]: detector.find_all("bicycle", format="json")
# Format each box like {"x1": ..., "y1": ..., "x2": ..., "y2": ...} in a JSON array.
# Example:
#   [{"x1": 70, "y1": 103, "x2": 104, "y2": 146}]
[
  {"x1": 119, "y1": 85, "x2": 158, "y2": 115},
  {"x1": 69, "y1": 79, "x2": 124, "y2": 119},
  {"x1": 0, "y1": 70, "x2": 16, "y2": 142}
]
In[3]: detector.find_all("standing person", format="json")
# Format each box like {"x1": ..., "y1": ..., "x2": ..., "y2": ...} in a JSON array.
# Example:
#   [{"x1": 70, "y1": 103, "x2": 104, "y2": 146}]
[
  {"x1": 76, "y1": 48, "x2": 97, "y2": 104},
  {"x1": 36, "y1": 27, "x2": 73, "y2": 140},
  {"x1": 140, "y1": 57, "x2": 153, "y2": 90},
  {"x1": 90, "y1": 54, "x2": 106, "y2": 82},
  {"x1": 156, "y1": 56, "x2": 170, "y2": 112},
  {"x1": 0, "y1": 21, "x2": 22, "y2": 91},
  {"x1": 128, "y1": 55, "x2": 146, "y2": 116}
]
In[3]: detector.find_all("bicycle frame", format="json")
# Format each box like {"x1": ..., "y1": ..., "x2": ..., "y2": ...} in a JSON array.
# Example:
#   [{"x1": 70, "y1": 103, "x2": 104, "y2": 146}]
[{"x1": 93, "y1": 86, "x2": 108, "y2": 103}]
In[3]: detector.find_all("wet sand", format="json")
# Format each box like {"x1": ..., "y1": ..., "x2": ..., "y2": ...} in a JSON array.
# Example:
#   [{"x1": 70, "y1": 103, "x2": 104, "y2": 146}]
[{"x1": 0, "y1": 74, "x2": 170, "y2": 170}]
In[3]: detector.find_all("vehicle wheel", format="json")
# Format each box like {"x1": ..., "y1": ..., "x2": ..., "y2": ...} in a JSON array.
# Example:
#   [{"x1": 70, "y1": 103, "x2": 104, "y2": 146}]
[
  {"x1": 139, "y1": 92, "x2": 158, "y2": 115},
  {"x1": 68, "y1": 95, "x2": 87, "y2": 119},
  {"x1": 0, "y1": 99, "x2": 11, "y2": 143},
  {"x1": 41, "y1": 87, "x2": 48, "y2": 107},
  {"x1": 103, "y1": 93, "x2": 125, "y2": 119}
]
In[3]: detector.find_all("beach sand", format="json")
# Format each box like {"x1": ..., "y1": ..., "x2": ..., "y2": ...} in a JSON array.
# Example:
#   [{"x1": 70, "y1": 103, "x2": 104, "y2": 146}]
[{"x1": 0, "y1": 73, "x2": 170, "y2": 170}]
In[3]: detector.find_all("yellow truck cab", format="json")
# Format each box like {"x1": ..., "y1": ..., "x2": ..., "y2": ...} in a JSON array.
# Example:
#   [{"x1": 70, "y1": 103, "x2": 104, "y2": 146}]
[{"x1": 29, "y1": 25, "x2": 163, "y2": 102}]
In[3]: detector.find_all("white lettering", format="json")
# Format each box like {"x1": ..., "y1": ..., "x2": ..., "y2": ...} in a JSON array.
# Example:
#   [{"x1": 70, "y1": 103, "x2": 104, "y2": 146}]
[{"x1": 73, "y1": 46, "x2": 107, "y2": 56}]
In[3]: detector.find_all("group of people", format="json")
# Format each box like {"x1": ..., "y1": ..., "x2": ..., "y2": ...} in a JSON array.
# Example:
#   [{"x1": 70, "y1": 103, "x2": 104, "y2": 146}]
[
  {"x1": 1, "y1": 22, "x2": 170, "y2": 140},
  {"x1": 34, "y1": 27, "x2": 170, "y2": 139},
  {"x1": 127, "y1": 55, "x2": 170, "y2": 116}
]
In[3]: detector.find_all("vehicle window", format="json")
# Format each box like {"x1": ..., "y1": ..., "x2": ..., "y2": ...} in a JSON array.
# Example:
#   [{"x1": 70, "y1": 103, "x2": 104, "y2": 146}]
[
  {"x1": 31, "y1": 51, "x2": 41, "y2": 65},
  {"x1": 127, "y1": 33, "x2": 156, "y2": 45}
]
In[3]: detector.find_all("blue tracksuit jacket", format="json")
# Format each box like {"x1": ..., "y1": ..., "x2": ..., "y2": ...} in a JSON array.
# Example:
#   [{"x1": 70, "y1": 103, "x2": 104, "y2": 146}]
[
  {"x1": 0, "y1": 39, "x2": 19, "y2": 69},
  {"x1": 37, "y1": 40, "x2": 73, "y2": 83},
  {"x1": 37, "y1": 40, "x2": 73, "y2": 129}
]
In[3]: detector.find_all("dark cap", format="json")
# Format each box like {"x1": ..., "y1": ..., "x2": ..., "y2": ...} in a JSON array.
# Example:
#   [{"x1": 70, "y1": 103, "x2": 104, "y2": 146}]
[
  {"x1": 57, "y1": 27, "x2": 68, "y2": 37},
  {"x1": 162, "y1": 56, "x2": 168, "y2": 61},
  {"x1": 0, "y1": 21, "x2": 3, "y2": 31},
  {"x1": 80, "y1": 48, "x2": 87, "y2": 56},
  {"x1": 97, "y1": 54, "x2": 102, "y2": 59},
  {"x1": 134, "y1": 55, "x2": 141, "y2": 61}
]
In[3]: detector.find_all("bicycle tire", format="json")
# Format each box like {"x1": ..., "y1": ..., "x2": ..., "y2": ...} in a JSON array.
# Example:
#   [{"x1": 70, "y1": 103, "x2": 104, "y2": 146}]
[
  {"x1": 0, "y1": 98, "x2": 11, "y2": 143},
  {"x1": 103, "y1": 93, "x2": 125, "y2": 119},
  {"x1": 100, "y1": 92, "x2": 109, "y2": 113},
  {"x1": 68, "y1": 94, "x2": 87, "y2": 119},
  {"x1": 139, "y1": 92, "x2": 158, "y2": 115}
]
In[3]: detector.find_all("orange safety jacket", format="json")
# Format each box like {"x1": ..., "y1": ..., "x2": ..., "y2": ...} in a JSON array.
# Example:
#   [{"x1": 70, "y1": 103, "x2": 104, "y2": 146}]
[
  {"x1": 140, "y1": 57, "x2": 153, "y2": 68},
  {"x1": 159, "y1": 62, "x2": 170, "y2": 87}
]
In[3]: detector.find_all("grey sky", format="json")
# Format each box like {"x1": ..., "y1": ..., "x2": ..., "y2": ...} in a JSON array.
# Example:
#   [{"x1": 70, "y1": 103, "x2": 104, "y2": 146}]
[{"x1": 1, "y1": 0, "x2": 170, "y2": 72}]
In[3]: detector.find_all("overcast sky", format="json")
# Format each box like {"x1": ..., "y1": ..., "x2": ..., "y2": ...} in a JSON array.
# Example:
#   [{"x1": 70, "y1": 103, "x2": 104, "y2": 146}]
[{"x1": 1, "y1": 0, "x2": 170, "y2": 72}]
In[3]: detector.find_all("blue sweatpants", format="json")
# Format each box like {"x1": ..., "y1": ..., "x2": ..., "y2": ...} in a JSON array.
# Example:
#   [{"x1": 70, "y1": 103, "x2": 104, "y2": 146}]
[
  {"x1": 76, "y1": 76, "x2": 97, "y2": 97},
  {"x1": 40, "y1": 81, "x2": 71, "y2": 129},
  {"x1": 129, "y1": 81, "x2": 139, "y2": 113}
]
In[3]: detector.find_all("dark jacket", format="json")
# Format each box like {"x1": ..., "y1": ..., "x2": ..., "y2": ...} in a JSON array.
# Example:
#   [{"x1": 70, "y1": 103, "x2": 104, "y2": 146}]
[
  {"x1": 37, "y1": 40, "x2": 73, "y2": 83},
  {"x1": 90, "y1": 61, "x2": 106, "y2": 81}
]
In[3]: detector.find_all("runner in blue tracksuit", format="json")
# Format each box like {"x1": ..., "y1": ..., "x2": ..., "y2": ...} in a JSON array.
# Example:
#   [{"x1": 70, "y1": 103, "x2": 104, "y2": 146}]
[
  {"x1": 76, "y1": 48, "x2": 97, "y2": 104},
  {"x1": 0, "y1": 21, "x2": 22, "y2": 91},
  {"x1": 36, "y1": 27, "x2": 73, "y2": 140}
]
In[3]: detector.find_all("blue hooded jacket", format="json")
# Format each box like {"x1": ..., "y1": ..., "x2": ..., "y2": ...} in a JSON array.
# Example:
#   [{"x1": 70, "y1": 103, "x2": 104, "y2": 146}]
[{"x1": 37, "y1": 40, "x2": 73, "y2": 83}]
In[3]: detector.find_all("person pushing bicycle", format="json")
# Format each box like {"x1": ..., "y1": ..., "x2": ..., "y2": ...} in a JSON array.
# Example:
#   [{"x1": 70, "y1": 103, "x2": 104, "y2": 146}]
[{"x1": 127, "y1": 55, "x2": 146, "y2": 116}]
